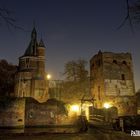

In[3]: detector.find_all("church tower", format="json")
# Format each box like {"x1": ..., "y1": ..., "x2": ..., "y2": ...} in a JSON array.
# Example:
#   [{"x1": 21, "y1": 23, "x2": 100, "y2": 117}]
[{"x1": 14, "y1": 28, "x2": 48, "y2": 102}]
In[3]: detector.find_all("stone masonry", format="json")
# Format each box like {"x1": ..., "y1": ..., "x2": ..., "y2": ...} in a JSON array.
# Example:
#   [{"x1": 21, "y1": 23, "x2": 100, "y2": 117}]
[
  {"x1": 14, "y1": 28, "x2": 48, "y2": 102},
  {"x1": 90, "y1": 51, "x2": 137, "y2": 116}
]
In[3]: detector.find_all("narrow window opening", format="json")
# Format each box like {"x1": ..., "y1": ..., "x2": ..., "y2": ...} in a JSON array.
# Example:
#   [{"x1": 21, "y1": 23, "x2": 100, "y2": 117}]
[
  {"x1": 122, "y1": 61, "x2": 127, "y2": 65},
  {"x1": 113, "y1": 60, "x2": 117, "y2": 64},
  {"x1": 98, "y1": 60, "x2": 101, "y2": 66},
  {"x1": 26, "y1": 58, "x2": 30, "y2": 68},
  {"x1": 121, "y1": 74, "x2": 125, "y2": 80}
]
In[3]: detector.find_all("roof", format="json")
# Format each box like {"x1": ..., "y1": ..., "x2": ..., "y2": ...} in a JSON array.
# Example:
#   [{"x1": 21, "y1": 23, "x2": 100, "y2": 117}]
[
  {"x1": 24, "y1": 27, "x2": 38, "y2": 56},
  {"x1": 38, "y1": 39, "x2": 45, "y2": 48}
]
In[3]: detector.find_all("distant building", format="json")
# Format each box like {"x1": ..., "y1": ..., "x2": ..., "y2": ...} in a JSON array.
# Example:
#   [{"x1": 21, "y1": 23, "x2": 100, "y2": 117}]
[
  {"x1": 90, "y1": 51, "x2": 137, "y2": 116},
  {"x1": 14, "y1": 28, "x2": 48, "y2": 102}
]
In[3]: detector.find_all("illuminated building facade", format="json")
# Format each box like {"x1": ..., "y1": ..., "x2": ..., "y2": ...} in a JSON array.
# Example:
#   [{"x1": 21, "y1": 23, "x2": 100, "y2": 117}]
[
  {"x1": 90, "y1": 51, "x2": 136, "y2": 116},
  {"x1": 14, "y1": 28, "x2": 48, "y2": 102}
]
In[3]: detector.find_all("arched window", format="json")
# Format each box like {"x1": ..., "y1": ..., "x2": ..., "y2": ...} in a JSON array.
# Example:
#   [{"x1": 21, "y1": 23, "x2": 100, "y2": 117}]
[
  {"x1": 92, "y1": 63, "x2": 94, "y2": 68},
  {"x1": 113, "y1": 60, "x2": 117, "y2": 64},
  {"x1": 121, "y1": 74, "x2": 125, "y2": 80},
  {"x1": 122, "y1": 61, "x2": 127, "y2": 65}
]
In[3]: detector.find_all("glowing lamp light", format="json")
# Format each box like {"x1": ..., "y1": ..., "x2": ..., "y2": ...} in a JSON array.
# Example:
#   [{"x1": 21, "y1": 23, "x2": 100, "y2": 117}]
[
  {"x1": 103, "y1": 103, "x2": 111, "y2": 109},
  {"x1": 71, "y1": 105, "x2": 79, "y2": 112},
  {"x1": 46, "y1": 74, "x2": 51, "y2": 80}
]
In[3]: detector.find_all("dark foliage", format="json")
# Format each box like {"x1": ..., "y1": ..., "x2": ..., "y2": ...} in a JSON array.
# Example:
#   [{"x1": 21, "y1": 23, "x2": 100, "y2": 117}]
[{"x1": 0, "y1": 59, "x2": 17, "y2": 97}]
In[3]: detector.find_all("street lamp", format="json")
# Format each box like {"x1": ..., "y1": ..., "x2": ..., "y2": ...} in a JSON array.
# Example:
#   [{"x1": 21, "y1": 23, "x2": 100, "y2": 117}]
[
  {"x1": 46, "y1": 74, "x2": 52, "y2": 80},
  {"x1": 71, "y1": 105, "x2": 80, "y2": 113},
  {"x1": 103, "y1": 102, "x2": 112, "y2": 109}
]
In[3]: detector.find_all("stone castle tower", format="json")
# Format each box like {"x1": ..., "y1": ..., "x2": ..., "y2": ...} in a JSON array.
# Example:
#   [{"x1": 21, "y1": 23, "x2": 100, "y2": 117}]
[
  {"x1": 90, "y1": 51, "x2": 136, "y2": 116},
  {"x1": 14, "y1": 27, "x2": 48, "y2": 102}
]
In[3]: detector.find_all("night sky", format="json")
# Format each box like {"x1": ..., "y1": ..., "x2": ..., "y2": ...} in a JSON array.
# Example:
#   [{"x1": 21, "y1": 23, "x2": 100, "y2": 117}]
[{"x1": 0, "y1": 0, "x2": 140, "y2": 90}]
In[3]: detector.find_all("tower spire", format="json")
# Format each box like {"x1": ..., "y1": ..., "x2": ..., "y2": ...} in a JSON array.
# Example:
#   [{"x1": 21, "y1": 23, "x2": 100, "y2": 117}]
[
  {"x1": 39, "y1": 38, "x2": 45, "y2": 48},
  {"x1": 33, "y1": 20, "x2": 36, "y2": 28},
  {"x1": 24, "y1": 27, "x2": 38, "y2": 56},
  {"x1": 31, "y1": 27, "x2": 37, "y2": 40}
]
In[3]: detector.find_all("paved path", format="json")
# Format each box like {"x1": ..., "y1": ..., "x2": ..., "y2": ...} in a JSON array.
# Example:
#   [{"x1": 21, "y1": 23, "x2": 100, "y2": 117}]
[{"x1": 0, "y1": 126, "x2": 139, "y2": 140}]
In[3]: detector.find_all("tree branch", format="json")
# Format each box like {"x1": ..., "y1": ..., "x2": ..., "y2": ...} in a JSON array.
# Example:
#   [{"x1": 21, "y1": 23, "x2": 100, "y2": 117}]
[
  {"x1": 0, "y1": 7, "x2": 26, "y2": 31},
  {"x1": 117, "y1": 0, "x2": 134, "y2": 33}
]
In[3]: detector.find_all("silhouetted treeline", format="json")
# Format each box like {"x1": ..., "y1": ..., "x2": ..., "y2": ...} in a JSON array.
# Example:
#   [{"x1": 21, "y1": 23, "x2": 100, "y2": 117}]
[{"x1": 0, "y1": 59, "x2": 17, "y2": 97}]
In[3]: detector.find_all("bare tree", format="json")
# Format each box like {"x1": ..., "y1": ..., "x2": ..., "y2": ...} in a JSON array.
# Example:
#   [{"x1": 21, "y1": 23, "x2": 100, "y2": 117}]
[
  {"x1": 63, "y1": 59, "x2": 88, "y2": 81},
  {"x1": 118, "y1": 0, "x2": 140, "y2": 32},
  {"x1": 61, "y1": 59, "x2": 90, "y2": 104},
  {"x1": 118, "y1": 0, "x2": 134, "y2": 33},
  {"x1": 130, "y1": 0, "x2": 140, "y2": 23},
  {"x1": 0, "y1": 7, "x2": 24, "y2": 30}
]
